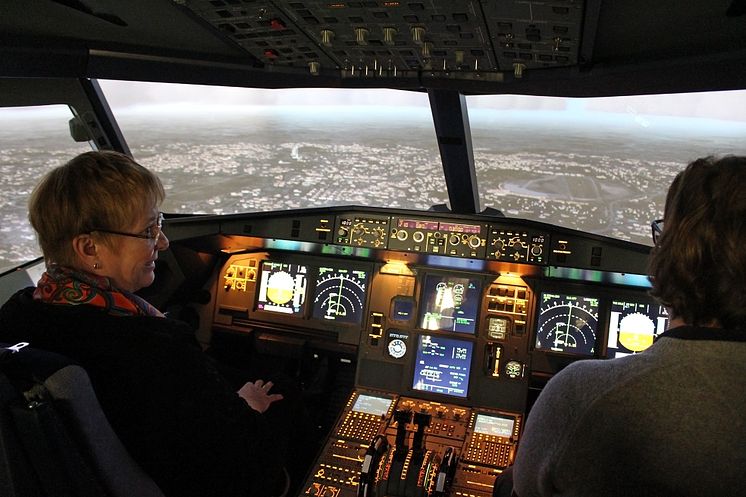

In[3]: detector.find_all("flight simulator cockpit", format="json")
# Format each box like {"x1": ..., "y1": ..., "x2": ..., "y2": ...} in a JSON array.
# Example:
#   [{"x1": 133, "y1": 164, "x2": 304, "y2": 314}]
[
  {"x1": 5, "y1": 1, "x2": 742, "y2": 494},
  {"x1": 167, "y1": 204, "x2": 657, "y2": 497}
]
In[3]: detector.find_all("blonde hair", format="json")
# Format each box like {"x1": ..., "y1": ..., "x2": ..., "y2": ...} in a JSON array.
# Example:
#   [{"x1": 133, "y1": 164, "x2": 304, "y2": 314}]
[{"x1": 29, "y1": 151, "x2": 165, "y2": 266}]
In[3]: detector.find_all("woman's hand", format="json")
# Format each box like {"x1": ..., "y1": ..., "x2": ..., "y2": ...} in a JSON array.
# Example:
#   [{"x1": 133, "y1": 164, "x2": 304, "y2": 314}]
[{"x1": 237, "y1": 379, "x2": 284, "y2": 413}]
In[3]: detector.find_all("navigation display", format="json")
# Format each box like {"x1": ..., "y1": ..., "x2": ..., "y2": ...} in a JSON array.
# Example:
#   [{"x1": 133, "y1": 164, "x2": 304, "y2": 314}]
[
  {"x1": 607, "y1": 299, "x2": 668, "y2": 357},
  {"x1": 474, "y1": 414, "x2": 515, "y2": 439},
  {"x1": 312, "y1": 266, "x2": 368, "y2": 324},
  {"x1": 352, "y1": 394, "x2": 393, "y2": 417},
  {"x1": 412, "y1": 335, "x2": 473, "y2": 399},
  {"x1": 419, "y1": 274, "x2": 482, "y2": 334},
  {"x1": 256, "y1": 261, "x2": 308, "y2": 315},
  {"x1": 535, "y1": 292, "x2": 599, "y2": 356}
]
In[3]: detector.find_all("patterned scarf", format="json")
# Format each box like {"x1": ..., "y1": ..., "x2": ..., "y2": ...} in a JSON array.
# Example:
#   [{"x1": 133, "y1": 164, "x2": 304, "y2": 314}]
[{"x1": 33, "y1": 265, "x2": 164, "y2": 317}]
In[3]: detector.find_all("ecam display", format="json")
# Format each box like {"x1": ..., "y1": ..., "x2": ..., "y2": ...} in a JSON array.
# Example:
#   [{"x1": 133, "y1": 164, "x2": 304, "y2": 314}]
[
  {"x1": 418, "y1": 274, "x2": 482, "y2": 334},
  {"x1": 412, "y1": 335, "x2": 473, "y2": 399}
]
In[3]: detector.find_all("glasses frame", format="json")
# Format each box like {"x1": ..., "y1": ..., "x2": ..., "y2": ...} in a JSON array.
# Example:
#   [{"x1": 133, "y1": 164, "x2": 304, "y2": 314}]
[
  {"x1": 92, "y1": 213, "x2": 165, "y2": 242},
  {"x1": 651, "y1": 219, "x2": 664, "y2": 245}
]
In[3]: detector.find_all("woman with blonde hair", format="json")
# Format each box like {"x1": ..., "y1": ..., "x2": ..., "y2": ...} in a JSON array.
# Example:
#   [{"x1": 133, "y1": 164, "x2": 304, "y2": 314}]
[{"x1": 0, "y1": 151, "x2": 288, "y2": 497}]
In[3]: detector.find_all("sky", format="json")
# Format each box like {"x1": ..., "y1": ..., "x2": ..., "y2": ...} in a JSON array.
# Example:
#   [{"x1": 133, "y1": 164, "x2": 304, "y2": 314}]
[{"x1": 95, "y1": 80, "x2": 746, "y2": 123}]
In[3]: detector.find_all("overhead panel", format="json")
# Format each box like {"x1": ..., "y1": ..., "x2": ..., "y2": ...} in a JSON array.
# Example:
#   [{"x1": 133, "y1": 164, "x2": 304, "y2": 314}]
[
  {"x1": 180, "y1": 1, "x2": 338, "y2": 68},
  {"x1": 481, "y1": 0, "x2": 585, "y2": 75},
  {"x1": 179, "y1": 0, "x2": 585, "y2": 82}
]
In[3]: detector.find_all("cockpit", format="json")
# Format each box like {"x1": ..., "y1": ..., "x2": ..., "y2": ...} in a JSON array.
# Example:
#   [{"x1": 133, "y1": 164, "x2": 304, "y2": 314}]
[{"x1": 2, "y1": 1, "x2": 745, "y2": 496}]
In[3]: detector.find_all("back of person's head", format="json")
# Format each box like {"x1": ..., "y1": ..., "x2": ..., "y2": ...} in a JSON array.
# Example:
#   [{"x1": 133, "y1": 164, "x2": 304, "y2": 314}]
[
  {"x1": 649, "y1": 156, "x2": 746, "y2": 330},
  {"x1": 29, "y1": 151, "x2": 165, "y2": 267}
]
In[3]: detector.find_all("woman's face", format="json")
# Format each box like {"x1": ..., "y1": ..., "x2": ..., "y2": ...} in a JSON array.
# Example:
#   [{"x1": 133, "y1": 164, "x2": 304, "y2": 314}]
[{"x1": 96, "y1": 206, "x2": 169, "y2": 293}]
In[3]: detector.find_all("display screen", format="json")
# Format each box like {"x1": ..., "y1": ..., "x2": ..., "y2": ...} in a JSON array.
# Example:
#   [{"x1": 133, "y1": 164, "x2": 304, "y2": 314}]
[
  {"x1": 412, "y1": 335, "x2": 473, "y2": 398},
  {"x1": 352, "y1": 394, "x2": 393, "y2": 416},
  {"x1": 474, "y1": 414, "x2": 515, "y2": 438},
  {"x1": 312, "y1": 266, "x2": 368, "y2": 324},
  {"x1": 607, "y1": 299, "x2": 668, "y2": 357},
  {"x1": 419, "y1": 274, "x2": 482, "y2": 334},
  {"x1": 535, "y1": 292, "x2": 599, "y2": 356},
  {"x1": 256, "y1": 261, "x2": 308, "y2": 315},
  {"x1": 391, "y1": 297, "x2": 415, "y2": 322}
]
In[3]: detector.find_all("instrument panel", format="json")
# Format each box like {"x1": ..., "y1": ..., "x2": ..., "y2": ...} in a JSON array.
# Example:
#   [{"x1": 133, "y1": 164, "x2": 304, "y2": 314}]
[
  {"x1": 201, "y1": 206, "x2": 654, "y2": 497},
  {"x1": 300, "y1": 390, "x2": 521, "y2": 497}
]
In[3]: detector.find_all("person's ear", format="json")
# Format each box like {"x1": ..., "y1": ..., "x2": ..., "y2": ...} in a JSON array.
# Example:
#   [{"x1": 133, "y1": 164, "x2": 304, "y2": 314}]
[{"x1": 72, "y1": 234, "x2": 101, "y2": 271}]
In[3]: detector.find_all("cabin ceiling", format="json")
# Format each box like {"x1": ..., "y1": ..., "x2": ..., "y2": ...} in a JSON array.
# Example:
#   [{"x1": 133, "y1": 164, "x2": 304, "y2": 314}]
[{"x1": 1, "y1": 0, "x2": 746, "y2": 96}]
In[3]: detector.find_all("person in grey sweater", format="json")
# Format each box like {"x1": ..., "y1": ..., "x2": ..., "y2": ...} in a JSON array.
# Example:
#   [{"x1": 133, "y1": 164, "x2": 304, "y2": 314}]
[{"x1": 509, "y1": 156, "x2": 746, "y2": 497}]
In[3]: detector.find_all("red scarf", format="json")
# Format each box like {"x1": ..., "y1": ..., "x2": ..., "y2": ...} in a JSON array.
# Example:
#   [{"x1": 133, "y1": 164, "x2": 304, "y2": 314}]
[{"x1": 33, "y1": 265, "x2": 164, "y2": 317}]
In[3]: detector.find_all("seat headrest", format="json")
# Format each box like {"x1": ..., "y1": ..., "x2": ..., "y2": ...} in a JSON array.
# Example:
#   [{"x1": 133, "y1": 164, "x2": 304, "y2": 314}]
[{"x1": 0, "y1": 342, "x2": 78, "y2": 386}]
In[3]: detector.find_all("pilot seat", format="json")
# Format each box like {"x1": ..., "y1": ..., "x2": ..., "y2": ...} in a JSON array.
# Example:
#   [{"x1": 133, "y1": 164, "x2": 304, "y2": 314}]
[{"x1": 0, "y1": 342, "x2": 165, "y2": 497}]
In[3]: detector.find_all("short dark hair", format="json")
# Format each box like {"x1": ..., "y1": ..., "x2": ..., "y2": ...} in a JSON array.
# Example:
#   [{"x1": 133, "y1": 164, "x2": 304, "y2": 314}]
[
  {"x1": 648, "y1": 156, "x2": 746, "y2": 330},
  {"x1": 29, "y1": 151, "x2": 165, "y2": 267}
]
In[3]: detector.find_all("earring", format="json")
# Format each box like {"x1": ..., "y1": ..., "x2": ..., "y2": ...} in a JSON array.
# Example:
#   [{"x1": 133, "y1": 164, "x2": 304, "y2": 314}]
[{"x1": 93, "y1": 262, "x2": 100, "y2": 270}]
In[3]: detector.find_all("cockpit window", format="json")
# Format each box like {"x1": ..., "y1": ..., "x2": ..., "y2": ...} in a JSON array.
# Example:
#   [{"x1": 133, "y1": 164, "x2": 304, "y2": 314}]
[
  {"x1": 98, "y1": 81, "x2": 448, "y2": 215},
  {"x1": 0, "y1": 105, "x2": 90, "y2": 274},
  {"x1": 468, "y1": 92, "x2": 746, "y2": 245}
]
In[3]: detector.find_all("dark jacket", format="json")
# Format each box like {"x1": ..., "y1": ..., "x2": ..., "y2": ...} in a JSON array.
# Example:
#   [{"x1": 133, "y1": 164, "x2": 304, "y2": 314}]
[{"x1": 0, "y1": 288, "x2": 285, "y2": 497}]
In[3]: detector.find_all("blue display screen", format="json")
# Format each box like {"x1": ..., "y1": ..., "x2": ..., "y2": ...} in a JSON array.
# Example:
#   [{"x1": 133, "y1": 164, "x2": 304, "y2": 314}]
[
  {"x1": 534, "y1": 292, "x2": 599, "y2": 356},
  {"x1": 391, "y1": 297, "x2": 415, "y2": 321},
  {"x1": 311, "y1": 266, "x2": 368, "y2": 324},
  {"x1": 418, "y1": 274, "x2": 482, "y2": 334},
  {"x1": 412, "y1": 335, "x2": 473, "y2": 399}
]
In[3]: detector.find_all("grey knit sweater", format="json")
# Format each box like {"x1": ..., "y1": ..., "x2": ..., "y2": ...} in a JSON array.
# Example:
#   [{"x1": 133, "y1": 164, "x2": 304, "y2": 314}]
[{"x1": 513, "y1": 326, "x2": 746, "y2": 497}]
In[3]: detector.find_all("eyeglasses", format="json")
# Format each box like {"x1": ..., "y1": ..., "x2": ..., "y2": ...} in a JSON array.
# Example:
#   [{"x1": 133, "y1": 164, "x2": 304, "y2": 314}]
[
  {"x1": 92, "y1": 213, "x2": 165, "y2": 242},
  {"x1": 651, "y1": 219, "x2": 664, "y2": 245}
]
